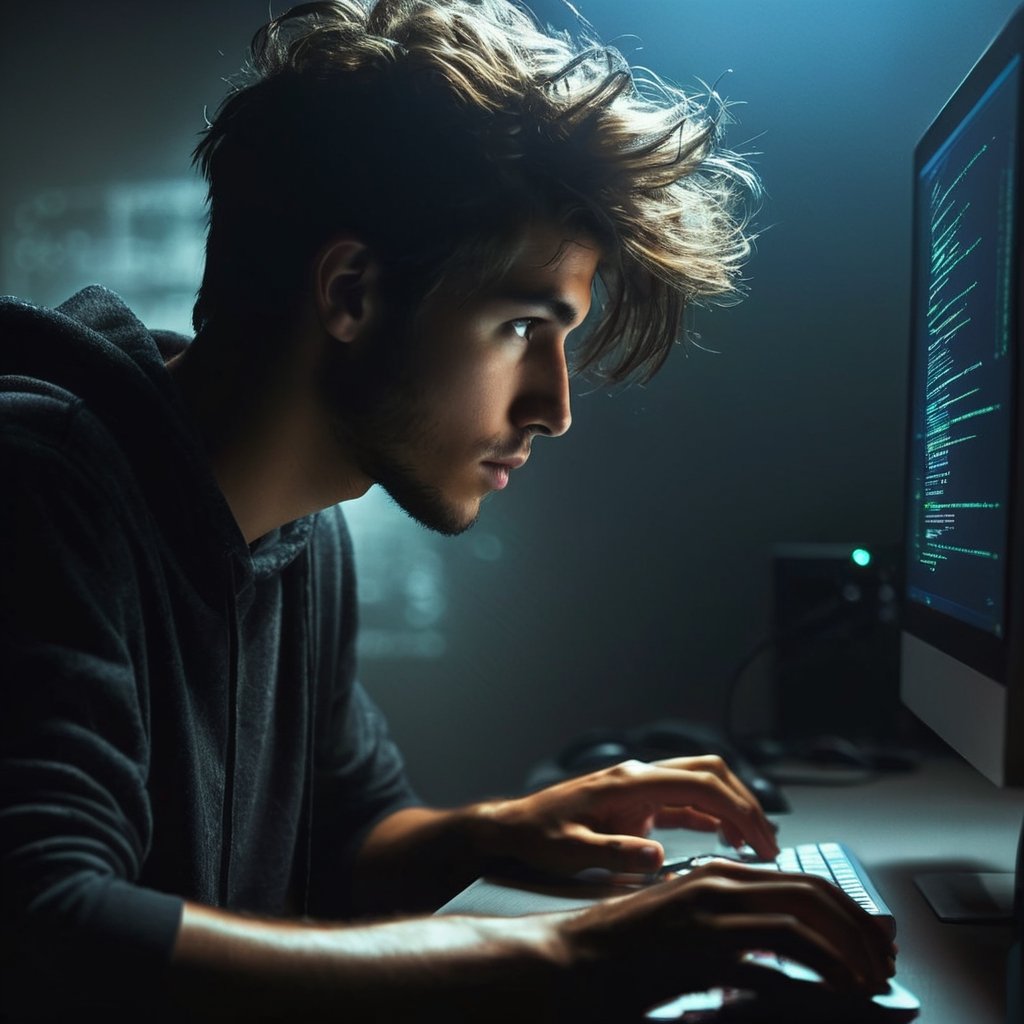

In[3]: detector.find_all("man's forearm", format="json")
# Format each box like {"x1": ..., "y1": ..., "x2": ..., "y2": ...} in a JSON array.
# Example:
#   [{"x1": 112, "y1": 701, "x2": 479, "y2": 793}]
[
  {"x1": 350, "y1": 803, "x2": 511, "y2": 914},
  {"x1": 169, "y1": 899, "x2": 569, "y2": 1022}
]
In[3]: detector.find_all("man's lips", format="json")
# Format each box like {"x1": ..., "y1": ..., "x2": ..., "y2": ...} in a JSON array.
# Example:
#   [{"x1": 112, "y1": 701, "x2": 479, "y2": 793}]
[
  {"x1": 480, "y1": 455, "x2": 528, "y2": 490},
  {"x1": 485, "y1": 455, "x2": 528, "y2": 470}
]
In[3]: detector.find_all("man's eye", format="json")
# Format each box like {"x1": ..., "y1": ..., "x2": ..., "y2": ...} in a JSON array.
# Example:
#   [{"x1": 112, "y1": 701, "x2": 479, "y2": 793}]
[{"x1": 509, "y1": 319, "x2": 535, "y2": 339}]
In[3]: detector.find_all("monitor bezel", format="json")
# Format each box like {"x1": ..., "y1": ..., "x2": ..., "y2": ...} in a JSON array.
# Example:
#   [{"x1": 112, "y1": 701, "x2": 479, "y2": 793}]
[{"x1": 902, "y1": 5, "x2": 1024, "y2": 690}]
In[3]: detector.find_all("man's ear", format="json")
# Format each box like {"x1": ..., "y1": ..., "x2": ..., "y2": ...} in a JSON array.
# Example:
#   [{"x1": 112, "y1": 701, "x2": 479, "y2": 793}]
[{"x1": 314, "y1": 237, "x2": 380, "y2": 344}]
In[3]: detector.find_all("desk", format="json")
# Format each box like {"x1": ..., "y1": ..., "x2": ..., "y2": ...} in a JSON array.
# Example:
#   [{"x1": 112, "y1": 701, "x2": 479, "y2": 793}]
[{"x1": 439, "y1": 755, "x2": 1024, "y2": 1023}]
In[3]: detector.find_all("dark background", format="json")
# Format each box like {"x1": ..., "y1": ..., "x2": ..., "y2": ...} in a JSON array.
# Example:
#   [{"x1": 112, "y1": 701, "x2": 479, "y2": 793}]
[{"x1": 1, "y1": 0, "x2": 1018, "y2": 805}]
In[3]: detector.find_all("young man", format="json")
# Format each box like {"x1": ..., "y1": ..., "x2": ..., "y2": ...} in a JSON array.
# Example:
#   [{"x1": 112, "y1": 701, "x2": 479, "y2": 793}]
[{"x1": 0, "y1": 1, "x2": 896, "y2": 1020}]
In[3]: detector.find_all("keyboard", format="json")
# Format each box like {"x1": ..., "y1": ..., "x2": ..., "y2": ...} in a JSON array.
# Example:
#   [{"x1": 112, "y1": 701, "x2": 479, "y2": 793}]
[{"x1": 659, "y1": 841, "x2": 896, "y2": 938}]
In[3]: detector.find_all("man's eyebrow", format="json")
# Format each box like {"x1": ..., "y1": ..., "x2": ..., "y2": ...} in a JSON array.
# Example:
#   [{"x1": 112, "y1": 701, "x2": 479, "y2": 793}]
[{"x1": 495, "y1": 290, "x2": 582, "y2": 327}]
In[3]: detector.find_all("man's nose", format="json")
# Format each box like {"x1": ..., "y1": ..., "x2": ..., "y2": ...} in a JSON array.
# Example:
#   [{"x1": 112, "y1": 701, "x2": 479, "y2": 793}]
[{"x1": 511, "y1": 341, "x2": 572, "y2": 438}]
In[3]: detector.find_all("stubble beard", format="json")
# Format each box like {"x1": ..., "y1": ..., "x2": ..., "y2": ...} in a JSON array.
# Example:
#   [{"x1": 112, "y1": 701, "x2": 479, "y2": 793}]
[
  {"x1": 323, "y1": 346, "x2": 482, "y2": 537},
  {"x1": 359, "y1": 425, "x2": 482, "y2": 537}
]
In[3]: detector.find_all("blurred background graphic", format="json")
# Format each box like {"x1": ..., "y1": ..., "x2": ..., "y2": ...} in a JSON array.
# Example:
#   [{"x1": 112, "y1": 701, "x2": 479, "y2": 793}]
[{"x1": 1, "y1": 0, "x2": 1017, "y2": 804}]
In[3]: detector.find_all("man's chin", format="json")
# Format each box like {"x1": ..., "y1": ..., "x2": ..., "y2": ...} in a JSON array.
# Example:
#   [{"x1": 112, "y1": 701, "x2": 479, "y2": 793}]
[
  {"x1": 424, "y1": 510, "x2": 479, "y2": 537},
  {"x1": 408, "y1": 500, "x2": 479, "y2": 537},
  {"x1": 380, "y1": 481, "x2": 481, "y2": 537}
]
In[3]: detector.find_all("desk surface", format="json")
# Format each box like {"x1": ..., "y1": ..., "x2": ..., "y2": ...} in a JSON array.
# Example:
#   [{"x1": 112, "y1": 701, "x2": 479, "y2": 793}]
[{"x1": 440, "y1": 754, "x2": 1024, "y2": 1023}]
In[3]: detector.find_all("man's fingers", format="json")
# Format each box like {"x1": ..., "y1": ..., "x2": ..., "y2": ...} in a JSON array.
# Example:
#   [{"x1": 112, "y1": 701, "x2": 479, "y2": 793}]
[
  {"x1": 562, "y1": 863, "x2": 901, "y2": 1016},
  {"x1": 618, "y1": 760, "x2": 779, "y2": 859},
  {"x1": 651, "y1": 809, "x2": 746, "y2": 856},
  {"x1": 717, "y1": 820, "x2": 747, "y2": 850},
  {"x1": 698, "y1": 915, "x2": 871, "y2": 994},
  {"x1": 677, "y1": 866, "x2": 895, "y2": 987},
  {"x1": 652, "y1": 806, "x2": 721, "y2": 832},
  {"x1": 501, "y1": 754, "x2": 780, "y2": 880},
  {"x1": 651, "y1": 755, "x2": 769, "y2": 829},
  {"x1": 536, "y1": 822, "x2": 665, "y2": 875}
]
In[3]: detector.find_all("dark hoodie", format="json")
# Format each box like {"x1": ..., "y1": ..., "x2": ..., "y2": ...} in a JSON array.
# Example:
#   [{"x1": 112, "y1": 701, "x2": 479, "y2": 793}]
[{"x1": 0, "y1": 286, "x2": 419, "y2": 1021}]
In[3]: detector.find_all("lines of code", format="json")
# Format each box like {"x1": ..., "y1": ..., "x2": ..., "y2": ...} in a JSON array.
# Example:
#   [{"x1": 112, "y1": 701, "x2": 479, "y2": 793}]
[
  {"x1": 921, "y1": 143, "x2": 999, "y2": 568},
  {"x1": 905, "y1": 56, "x2": 1019, "y2": 636}
]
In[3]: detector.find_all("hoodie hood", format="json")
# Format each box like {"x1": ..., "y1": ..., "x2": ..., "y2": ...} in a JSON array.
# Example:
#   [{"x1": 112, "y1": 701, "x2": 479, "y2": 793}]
[{"x1": 0, "y1": 285, "x2": 314, "y2": 599}]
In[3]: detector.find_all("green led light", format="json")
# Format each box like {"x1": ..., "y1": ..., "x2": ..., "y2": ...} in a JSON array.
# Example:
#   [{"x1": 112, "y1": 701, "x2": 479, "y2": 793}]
[{"x1": 851, "y1": 548, "x2": 872, "y2": 568}]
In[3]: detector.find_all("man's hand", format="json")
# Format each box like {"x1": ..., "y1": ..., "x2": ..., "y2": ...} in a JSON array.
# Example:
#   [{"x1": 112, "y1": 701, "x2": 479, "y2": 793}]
[
  {"x1": 556, "y1": 859, "x2": 897, "y2": 1016},
  {"x1": 475, "y1": 755, "x2": 780, "y2": 877},
  {"x1": 351, "y1": 754, "x2": 777, "y2": 914}
]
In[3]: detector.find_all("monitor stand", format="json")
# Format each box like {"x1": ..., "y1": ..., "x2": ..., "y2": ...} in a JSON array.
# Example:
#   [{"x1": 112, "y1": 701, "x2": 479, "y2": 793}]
[
  {"x1": 915, "y1": 871, "x2": 1015, "y2": 923},
  {"x1": 915, "y1": 814, "x2": 1023, "y2": 924}
]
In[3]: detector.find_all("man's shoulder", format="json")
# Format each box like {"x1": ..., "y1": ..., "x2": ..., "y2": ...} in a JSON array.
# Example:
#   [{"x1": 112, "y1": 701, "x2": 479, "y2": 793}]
[
  {"x1": 0, "y1": 372, "x2": 135, "y2": 485},
  {"x1": 0, "y1": 378, "x2": 162, "y2": 576},
  {"x1": 0, "y1": 370, "x2": 81, "y2": 438},
  {"x1": 0, "y1": 288, "x2": 155, "y2": 469}
]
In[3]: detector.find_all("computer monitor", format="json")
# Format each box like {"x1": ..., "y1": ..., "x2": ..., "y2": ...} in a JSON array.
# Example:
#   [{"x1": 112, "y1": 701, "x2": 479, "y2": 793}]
[{"x1": 901, "y1": 3, "x2": 1024, "y2": 926}]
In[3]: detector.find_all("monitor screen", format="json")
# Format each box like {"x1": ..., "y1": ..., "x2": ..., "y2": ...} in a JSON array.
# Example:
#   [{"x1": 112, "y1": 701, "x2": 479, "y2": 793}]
[
  {"x1": 901, "y1": 13, "x2": 1024, "y2": 935},
  {"x1": 905, "y1": 54, "x2": 1020, "y2": 641},
  {"x1": 901, "y1": 7, "x2": 1024, "y2": 788}
]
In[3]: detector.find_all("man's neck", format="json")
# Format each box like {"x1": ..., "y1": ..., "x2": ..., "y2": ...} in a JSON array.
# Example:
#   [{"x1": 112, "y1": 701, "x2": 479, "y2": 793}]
[{"x1": 165, "y1": 328, "x2": 370, "y2": 544}]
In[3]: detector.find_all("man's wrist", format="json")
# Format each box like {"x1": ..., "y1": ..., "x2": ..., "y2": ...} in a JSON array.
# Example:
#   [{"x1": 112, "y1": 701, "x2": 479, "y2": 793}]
[
  {"x1": 461, "y1": 796, "x2": 531, "y2": 872},
  {"x1": 352, "y1": 801, "x2": 529, "y2": 912}
]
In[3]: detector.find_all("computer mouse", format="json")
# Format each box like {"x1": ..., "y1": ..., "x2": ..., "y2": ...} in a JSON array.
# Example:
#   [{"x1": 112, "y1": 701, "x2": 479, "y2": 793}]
[
  {"x1": 743, "y1": 773, "x2": 789, "y2": 814},
  {"x1": 799, "y1": 734, "x2": 873, "y2": 769},
  {"x1": 560, "y1": 739, "x2": 632, "y2": 772}
]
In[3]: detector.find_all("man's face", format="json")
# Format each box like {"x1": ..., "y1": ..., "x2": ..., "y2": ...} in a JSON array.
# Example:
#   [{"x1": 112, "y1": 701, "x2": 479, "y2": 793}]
[{"x1": 328, "y1": 223, "x2": 600, "y2": 535}]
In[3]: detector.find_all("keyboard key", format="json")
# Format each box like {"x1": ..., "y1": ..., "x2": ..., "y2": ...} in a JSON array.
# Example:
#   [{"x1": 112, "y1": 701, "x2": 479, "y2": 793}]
[{"x1": 766, "y1": 842, "x2": 895, "y2": 936}]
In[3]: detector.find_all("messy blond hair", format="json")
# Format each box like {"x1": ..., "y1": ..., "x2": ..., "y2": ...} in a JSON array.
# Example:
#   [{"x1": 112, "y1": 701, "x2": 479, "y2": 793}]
[{"x1": 193, "y1": 0, "x2": 759, "y2": 383}]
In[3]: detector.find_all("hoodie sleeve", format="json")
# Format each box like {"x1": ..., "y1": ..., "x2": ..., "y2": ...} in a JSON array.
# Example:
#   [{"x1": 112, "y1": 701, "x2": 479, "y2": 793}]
[
  {"x1": 304, "y1": 506, "x2": 422, "y2": 918},
  {"x1": 0, "y1": 406, "x2": 182, "y2": 1019}
]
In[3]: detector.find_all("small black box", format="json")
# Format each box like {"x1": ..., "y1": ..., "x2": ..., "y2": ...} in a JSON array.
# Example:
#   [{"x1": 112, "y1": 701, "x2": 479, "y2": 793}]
[{"x1": 773, "y1": 542, "x2": 903, "y2": 742}]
